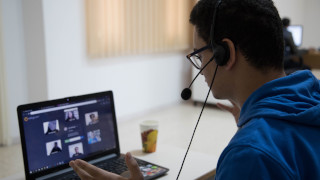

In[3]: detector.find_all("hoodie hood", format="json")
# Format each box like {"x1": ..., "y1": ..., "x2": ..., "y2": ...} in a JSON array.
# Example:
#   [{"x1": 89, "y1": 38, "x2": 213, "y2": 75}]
[{"x1": 239, "y1": 70, "x2": 320, "y2": 127}]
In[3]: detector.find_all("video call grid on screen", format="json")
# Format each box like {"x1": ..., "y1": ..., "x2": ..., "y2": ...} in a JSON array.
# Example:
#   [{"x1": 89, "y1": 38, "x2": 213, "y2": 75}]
[{"x1": 20, "y1": 95, "x2": 117, "y2": 173}]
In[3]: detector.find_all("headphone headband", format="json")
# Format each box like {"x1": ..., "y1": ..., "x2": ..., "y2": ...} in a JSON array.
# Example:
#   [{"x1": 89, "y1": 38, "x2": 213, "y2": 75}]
[
  {"x1": 209, "y1": 0, "x2": 230, "y2": 66},
  {"x1": 210, "y1": 0, "x2": 223, "y2": 47}
]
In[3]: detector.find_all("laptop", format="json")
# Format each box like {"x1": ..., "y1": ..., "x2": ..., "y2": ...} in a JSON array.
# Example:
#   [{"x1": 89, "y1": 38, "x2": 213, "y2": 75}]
[{"x1": 17, "y1": 91, "x2": 169, "y2": 180}]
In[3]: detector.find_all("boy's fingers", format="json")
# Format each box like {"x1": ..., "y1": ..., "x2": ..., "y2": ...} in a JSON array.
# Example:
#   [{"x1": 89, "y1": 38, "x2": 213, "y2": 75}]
[
  {"x1": 73, "y1": 159, "x2": 122, "y2": 179},
  {"x1": 69, "y1": 160, "x2": 93, "y2": 180},
  {"x1": 125, "y1": 152, "x2": 143, "y2": 180}
]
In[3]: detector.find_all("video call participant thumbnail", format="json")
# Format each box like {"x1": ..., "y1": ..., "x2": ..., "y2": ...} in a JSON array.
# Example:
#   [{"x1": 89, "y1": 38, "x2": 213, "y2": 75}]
[
  {"x1": 46, "y1": 140, "x2": 62, "y2": 156},
  {"x1": 43, "y1": 120, "x2": 59, "y2": 135},
  {"x1": 68, "y1": 142, "x2": 84, "y2": 158},
  {"x1": 85, "y1": 112, "x2": 99, "y2": 126},
  {"x1": 64, "y1": 108, "x2": 79, "y2": 122},
  {"x1": 87, "y1": 130, "x2": 101, "y2": 144}
]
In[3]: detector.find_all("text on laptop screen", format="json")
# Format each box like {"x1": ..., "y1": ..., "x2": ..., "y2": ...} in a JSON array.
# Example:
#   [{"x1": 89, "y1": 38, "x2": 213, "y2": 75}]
[{"x1": 20, "y1": 95, "x2": 117, "y2": 174}]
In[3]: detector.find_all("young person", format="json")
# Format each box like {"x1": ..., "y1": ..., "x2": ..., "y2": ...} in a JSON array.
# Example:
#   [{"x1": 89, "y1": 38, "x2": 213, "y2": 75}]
[
  {"x1": 282, "y1": 17, "x2": 310, "y2": 74},
  {"x1": 70, "y1": 0, "x2": 320, "y2": 179}
]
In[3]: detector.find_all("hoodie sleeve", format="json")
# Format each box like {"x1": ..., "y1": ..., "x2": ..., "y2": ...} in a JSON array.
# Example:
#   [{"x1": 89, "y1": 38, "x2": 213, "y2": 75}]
[{"x1": 215, "y1": 146, "x2": 294, "y2": 180}]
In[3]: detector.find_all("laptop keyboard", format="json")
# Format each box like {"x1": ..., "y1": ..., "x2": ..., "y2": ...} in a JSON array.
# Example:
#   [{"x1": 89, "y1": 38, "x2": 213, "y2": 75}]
[
  {"x1": 96, "y1": 156, "x2": 136, "y2": 174},
  {"x1": 54, "y1": 156, "x2": 150, "y2": 180}
]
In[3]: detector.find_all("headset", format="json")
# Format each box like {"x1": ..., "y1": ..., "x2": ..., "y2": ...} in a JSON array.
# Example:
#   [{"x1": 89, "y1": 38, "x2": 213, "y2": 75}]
[
  {"x1": 177, "y1": 0, "x2": 230, "y2": 179},
  {"x1": 181, "y1": 0, "x2": 230, "y2": 101},
  {"x1": 210, "y1": 0, "x2": 230, "y2": 66}
]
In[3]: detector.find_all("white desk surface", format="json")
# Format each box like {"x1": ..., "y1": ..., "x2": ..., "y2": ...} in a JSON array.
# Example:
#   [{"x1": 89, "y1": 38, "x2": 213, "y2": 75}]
[
  {"x1": 2, "y1": 105, "x2": 237, "y2": 180},
  {"x1": 1, "y1": 147, "x2": 218, "y2": 180},
  {"x1": 123, "y1": 145, "x2": 219, "y2": 180}
]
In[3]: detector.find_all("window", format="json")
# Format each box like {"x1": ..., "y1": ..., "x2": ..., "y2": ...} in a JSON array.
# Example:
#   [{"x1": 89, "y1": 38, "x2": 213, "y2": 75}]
[{"x1": 86, "y1": 0, "x2": 195, "y2": 58}]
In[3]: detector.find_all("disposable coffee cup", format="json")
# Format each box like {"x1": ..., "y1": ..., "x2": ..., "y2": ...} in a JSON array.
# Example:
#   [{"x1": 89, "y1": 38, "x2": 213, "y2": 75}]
[{"x1": 140, "y1": 120, "x2": 158, "y2": 153}]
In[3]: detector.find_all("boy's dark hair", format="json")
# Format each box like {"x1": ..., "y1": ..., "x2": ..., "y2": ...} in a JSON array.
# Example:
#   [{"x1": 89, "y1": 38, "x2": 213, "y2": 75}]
[{"x1": 190, "y1": 0, "x2": 284, "y2": 71}]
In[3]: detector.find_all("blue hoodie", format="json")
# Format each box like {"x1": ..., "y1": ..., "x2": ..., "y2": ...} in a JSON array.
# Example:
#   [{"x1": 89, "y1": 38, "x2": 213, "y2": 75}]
[{"x1": 215, "y1": 70, "x2": 320, "y2": 180}]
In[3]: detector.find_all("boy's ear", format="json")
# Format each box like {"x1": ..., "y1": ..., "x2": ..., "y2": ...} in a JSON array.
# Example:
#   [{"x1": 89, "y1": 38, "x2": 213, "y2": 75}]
[{"x1": 222, "y1": 38, "x2": 236, "y2": 70}]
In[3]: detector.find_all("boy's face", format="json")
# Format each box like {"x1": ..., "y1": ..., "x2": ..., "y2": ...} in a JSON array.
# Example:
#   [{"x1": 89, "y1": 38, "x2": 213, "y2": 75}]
[
  {"x1": 193, "y1": 29, "x2": 218, "y2": 92},
  {"x1": 193, "y1": 28, "x2": 230, "y2": 100}
]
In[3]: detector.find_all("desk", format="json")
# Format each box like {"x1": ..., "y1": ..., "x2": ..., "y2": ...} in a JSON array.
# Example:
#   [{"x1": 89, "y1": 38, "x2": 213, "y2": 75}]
[
  {"x1": 2, "y1": 105, "x2": 237, "y2": 180},
  {"x1": 117, "y1": 106, "x2": 236, "y2": 179},
  {"x1": 1, "y1": 147, "x2": 218, "y2": 180},
  {"x1": 303, "y1": 52, "x2": 320, "y2": 69},
  {"x1": 119, "y1": 123, "x2": 220, "y2": 180},
  {"x1": 128, "y1": 146, "x2": 219, "y2": 179}
]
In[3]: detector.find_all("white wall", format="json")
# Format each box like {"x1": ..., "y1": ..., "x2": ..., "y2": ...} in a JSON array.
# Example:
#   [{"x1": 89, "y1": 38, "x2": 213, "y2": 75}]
[
  {"x1": 1, "y1": 0, "x2": 28, "y2": 143},
  {"x1": 274, "y1": 0, "x2": 306, "y2": 24},
  {"x1": 274, "y1": 0, "x2": 320, "y2": 48},
  {"x1": 303, "y1": 0, "x2": 320, "y2": 48},
  {"x1": 22, "y1": 0, "x2": 48, "y2": 103},
  {"x1": 41, "y1": 0, "x2": 188, "y2": 118}
]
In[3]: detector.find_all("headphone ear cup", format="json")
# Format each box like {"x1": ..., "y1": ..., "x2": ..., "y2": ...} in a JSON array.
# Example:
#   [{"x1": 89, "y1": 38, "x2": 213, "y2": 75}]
[{"x1": 213, "y1": 42, "x2": 230, "y2": 66}]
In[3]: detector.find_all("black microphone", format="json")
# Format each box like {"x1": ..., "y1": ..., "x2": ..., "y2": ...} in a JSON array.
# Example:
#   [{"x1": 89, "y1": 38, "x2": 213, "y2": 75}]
[
  {"x1": 181, "y1": 88, "x2": 192, "y2": 100},
  {"x1": 181, "y1": 57, "x2": 214, "y2": 100}
]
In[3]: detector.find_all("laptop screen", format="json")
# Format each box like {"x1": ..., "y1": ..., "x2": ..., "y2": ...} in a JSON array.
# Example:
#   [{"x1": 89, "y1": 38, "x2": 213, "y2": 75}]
[{"x1": 17, "y1": 91, "x2": 119, "y2": 176}]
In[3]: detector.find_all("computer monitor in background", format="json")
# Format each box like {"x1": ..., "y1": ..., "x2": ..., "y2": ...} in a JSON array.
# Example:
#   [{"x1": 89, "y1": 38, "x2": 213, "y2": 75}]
[{"x1": 287, "y1": 25, "x2": 303, "y2": 47}]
